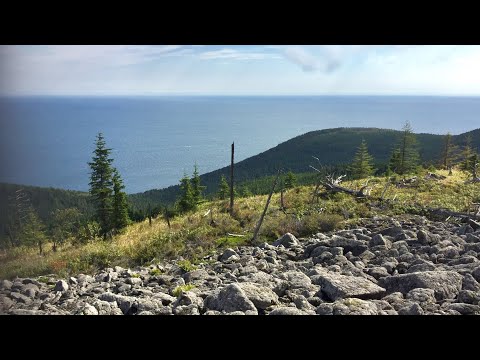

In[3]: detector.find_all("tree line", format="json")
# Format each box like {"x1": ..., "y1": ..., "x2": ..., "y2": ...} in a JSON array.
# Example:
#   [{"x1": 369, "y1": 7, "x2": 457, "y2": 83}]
[{"x1": 348, "y1": 121, "x2": 479, "y2": 180}]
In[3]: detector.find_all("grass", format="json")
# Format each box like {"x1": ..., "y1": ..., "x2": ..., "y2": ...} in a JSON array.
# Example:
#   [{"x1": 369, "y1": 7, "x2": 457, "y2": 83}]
[
  {"x1": 1, "y1": 168, "x2": 479, "y2": 280},
  {"x1": 172, "y1": 284, "x2": 195, "y2": 297}
]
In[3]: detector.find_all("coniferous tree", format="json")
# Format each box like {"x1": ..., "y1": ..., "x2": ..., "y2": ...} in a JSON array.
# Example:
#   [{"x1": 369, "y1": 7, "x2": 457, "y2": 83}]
[
  {"x1": 349, "y1": 139, "x2": 375, "y2": 179},
  {"x1": 88, "y1": 133, "x2": 114, "y2": 238},
  {"x1": 397, "y1": 121, "x2": 419, "y2": 175},
  {"x1": 284, "y1": 171, "x2": 297, "y2": 189},
  {"x1": 178, "y1": 172, "x2": 195, "y2": 212},
  {"x1": 218, "y1": 174, "x2": 230, "y2": 200},
  {"x1": 191, "y1": 164, "x2": 206, "y2": 205},
  {"x1": 441, "y1": 132, "x2": 458, "y2": 171},
  {"x1": 389, "y1": 148, "x2": 402, "y2": 174},
  {"x1": 112, "y1": 168, "x2": 130, "y2": 231},
  {"x1": 51, "y1": 207, "x2": 82, "y2": 251},
  {"x1": 460, "y1": 135, "x2": 474, "y2": 173},
  {"x1": 20, "y1": 206, "x2": 47, "y2": 255},
  {"x1": 467, "y1": 153, "x2": 479, "y2": 180}
]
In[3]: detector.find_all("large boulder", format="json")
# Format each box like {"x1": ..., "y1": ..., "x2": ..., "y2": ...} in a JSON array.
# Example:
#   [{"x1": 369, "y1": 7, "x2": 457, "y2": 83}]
[
  {"x1": 204, "y1": 284, "x2": 257, "y2": 314},
  {"x1": 311, "y1": 269, "x2": 386, "y2": 301},
  {"x1": 237, "y1": 282, "x2": 279, "y2": 309},
  {"x1": 273, "y1": 233, "x2": 300, "y2": 248},
  {"x1": 379, "y1": 271, "x2": 462, "y2": 300}
]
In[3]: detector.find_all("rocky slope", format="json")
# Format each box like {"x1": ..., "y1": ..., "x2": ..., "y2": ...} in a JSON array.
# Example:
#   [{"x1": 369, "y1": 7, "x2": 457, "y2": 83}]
[{"x1": 1, "y1": 215, "x2": 480, "y2": 315}]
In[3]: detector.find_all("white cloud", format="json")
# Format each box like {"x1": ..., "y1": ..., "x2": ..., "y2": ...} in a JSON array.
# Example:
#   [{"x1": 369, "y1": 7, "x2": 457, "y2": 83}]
[
  {"x1": 283, "y1": 46, "x2": 319, "y2": 72},
  {"x1": 198, "y1": 48, "x2": 277, "y2": 61}
]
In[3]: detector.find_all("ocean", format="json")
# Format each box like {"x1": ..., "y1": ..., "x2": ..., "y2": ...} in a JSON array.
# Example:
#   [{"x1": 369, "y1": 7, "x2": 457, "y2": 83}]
[{"x1": 1, "y1": 96, "x2": 479, "y2": 194}]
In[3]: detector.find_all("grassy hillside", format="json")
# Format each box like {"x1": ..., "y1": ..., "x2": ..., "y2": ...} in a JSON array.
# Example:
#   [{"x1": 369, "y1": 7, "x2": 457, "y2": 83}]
[
  {"x1": 1, "y1": 168, "x2": 479, "y2": 280},
  {"x1": 130, "y1": 127, "x2": 480, "y2": 210}
]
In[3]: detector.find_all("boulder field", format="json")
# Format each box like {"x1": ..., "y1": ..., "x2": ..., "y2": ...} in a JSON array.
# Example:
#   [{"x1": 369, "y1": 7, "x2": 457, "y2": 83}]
[{"x1": 1, "y1": 215, "x2": 480, "y2": 315}]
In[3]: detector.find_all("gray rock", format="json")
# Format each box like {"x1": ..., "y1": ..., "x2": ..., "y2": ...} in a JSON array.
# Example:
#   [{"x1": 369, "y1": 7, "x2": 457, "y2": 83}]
[
  {"x1": 273, "y1": 233, "x2": 300, "y2": 248},
  {"x1": 457, "y1": 290, "x2": 480, "y2": 305},
  {"x1": 279, "y1": 271, "x2": 313, "y2": 290},
  {"x1": 183, "y1": 269, "x2": 210, "y2": 283},
  {"x1": 93, "y1": 300, "x2": 124, "y2": 315},
  {"x1": 406, "y1": 288, "x2": 436, "y2": 304},
  {"x1": 312, "y1": 269, "x2": 386, "y2": 301},
  {"x1": 332, "y1": 298, "x2": 378, "y2": 315},
  {"x1": 21, "y1": 283, "x2": 39, "y2": 298},
  {"x1": 237, "y1": 282, "x2": 279, "y2": 309},
  {"x1": 0, "y1": 280, "x2": 13, "y2": 290},
  {"x1": 125, "y1": 277, "x2": 142, "y2": 286},
  {"x1": 220, "y1": 248, "x2": 239, "y2": 262},
  {"x1": 173, "y1": 304, "x2": 200, "y2": 315},
  {"x1": 10, "y1": 309, "x2": 43, "y2": 315},
  {"x1": 369, "y1": 234, "x2": 391, "y2": 248},
  {"x1": 268, "y1": 307, "x2": 307, "y2": 315},
  {"x1": 152, "y1": 292, "x2": 177, "y2": 305},
  {"x1": 446, "y1": 303, "x2": 480, "y2": 315},
  {"x1": 417, "y1": 230, "x2": 440, "y2": 245},
  {"x1": 54, "y1": 280, "x2": 69, "y2": 292},
  {"x1": 204, "y1": 284, "x2": 257, "y2": 314},
  {"x1": 81, "y1": 303, "x2": 99, "y2": 315},
  {"x1": 379, "y1": 271, "x2": 463, "y2": 300},
  {"x1": 462, "y1": 273, "x2": 480, "y2": 291},
  {"x1": 316, "y1": 303, "x2": 334, "y2": 315},
  {"x1": 398, "y1": 303, "x2": 424, "y2": 315},
  {"x1": 173, "y1": 291, "x2": 203, "y2": 310},
  {"x1": 10, "y1": 292, "x2": 32, "y2": 304}
]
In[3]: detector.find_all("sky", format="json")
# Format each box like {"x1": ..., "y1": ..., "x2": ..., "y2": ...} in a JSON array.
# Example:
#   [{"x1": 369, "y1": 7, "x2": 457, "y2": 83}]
[{"x1": 1, "y1": 45, "x2": 480, "y2": 96}]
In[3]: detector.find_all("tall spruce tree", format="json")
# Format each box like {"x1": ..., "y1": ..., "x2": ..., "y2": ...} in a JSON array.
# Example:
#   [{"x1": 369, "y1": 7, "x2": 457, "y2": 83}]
[
  {"x1": 389, "y1": 148, "x2": 402, "y2": 174},
  {"x1": 349, "y1": 139, "x2": 375, "y2": 179},
  {"x1": 178, "y1": 172, "x2": 195, "y2": 212},
  {"x1": 397, "y1": 121, "x2": 419, "y2": 175},
  {"x1": 88, "y1": 133, "x2": 114, "y2": 238},
  {"x1": 112, "y1": 168, "x2": 130, "y2": 231},
  {"x1": 191, "y1": 164, "x2": 206, "y2": 205},
  {"x1": 441, "y1": 132, "x2": 458, "y2": 170},
  {"x1": 218, "y1": 174, "x2": 230, "y2": 200},
  {"x1": 460, "y1": 135, "x2": 474, "y2": 173}
]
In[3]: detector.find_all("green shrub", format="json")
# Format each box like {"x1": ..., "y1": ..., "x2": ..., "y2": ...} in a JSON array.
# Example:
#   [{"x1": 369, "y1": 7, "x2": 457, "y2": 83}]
[
  {"x1": 173, "y1": 283, "x2": 195, "y2": 297},
  {"x1": 177, "y1": 259, "x2": 197, "y2": 272}
]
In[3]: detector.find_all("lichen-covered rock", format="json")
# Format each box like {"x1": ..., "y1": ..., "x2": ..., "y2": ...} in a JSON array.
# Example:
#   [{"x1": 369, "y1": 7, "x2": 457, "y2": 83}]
[
  {"x1": 204, "y1": 284, "x2": 257, "y2": 314},
  {"x1": 379, "y1": 271, "x2": 462, "y2": 300},
  {"x1": 312, "y1": 269, "x2": 386, "y2": 300}
]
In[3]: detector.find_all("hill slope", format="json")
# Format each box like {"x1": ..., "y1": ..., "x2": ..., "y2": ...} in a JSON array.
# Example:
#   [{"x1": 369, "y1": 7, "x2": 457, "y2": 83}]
[{"x1": 130, "y1": 127, "x2": 480, "y2": 208}]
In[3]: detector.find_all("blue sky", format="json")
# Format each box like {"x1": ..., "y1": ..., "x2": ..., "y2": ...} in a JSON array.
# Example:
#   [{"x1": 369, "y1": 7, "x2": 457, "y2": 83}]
[{"x1": 1, "y1": 45, "x2": 480, "y2": 95}]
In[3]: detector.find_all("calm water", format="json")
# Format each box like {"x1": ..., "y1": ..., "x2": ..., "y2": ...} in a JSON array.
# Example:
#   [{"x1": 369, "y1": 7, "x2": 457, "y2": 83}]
[{"x1": 1, "y1": 96, "x2": 479, "y2": 194}]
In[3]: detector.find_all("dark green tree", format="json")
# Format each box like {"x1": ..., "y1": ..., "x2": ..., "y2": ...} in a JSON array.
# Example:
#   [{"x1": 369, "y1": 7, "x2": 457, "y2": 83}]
[
  {"x1": 441, "y1": 132, "x2": 459, "y2": 170},
  {"x1": 112, "y1": 168, "x2": 130, "y2": 231},
  {"x1": 191, "y1": 164, "x2": 206, "y2": 205},
  {"x1": 349, "y1": 139, "x2": 375, "y2": 179},
  {"x1": 88, "y1": 133, "x2": 114, "y2": 238},
  {"x1": 218, "y1": 174, "x2": 230, "y2": 200},
  {"x1": 178, "y1": 172, "x2": 195, "y2": 212},
  {"x1": 284, "y1": 171, "x2": 297, "y2": 189},
  {"x1": 389, "y1": 148, "x2": 402, "y2": 174},
  {"x1": 20, "y1": 206, "x2": 47, "y2": 255},
  {"x1": 397, "y1": 121, "x2": 420, "y2": 175},
  {"x1": 467, "y1": 153, "x2": 479, "y2": 180},
  {"x1": 50, "y1": 207, "x2": 82, "y2": 251},
  {"x1": 460, "y1": 135, "x2": 474, "y2": 173}
]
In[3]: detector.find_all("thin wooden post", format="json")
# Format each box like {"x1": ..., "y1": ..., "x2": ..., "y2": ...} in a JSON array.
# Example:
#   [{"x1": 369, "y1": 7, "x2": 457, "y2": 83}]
[
  {"x1": 251, "y1": 171, "x2": 281, "y2": 243},
  {"x1": 230, "y1": 142, "x2": 235, "y2": 216}
]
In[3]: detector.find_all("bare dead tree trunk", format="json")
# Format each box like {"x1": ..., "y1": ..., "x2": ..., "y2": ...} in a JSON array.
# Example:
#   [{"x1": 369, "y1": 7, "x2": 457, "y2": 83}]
[
  {"x1": 251, "y1": 171, "x2": 281, "y2": 244},
  {"x1": 230, "y1": 142, "x2": 235, "y2": 216},
  {"x1": 280, "y1": 188, "x2": 285, "y2": 210},
  {"x1": 38, "y1": 241, "x2": 43, "y2": 256}
]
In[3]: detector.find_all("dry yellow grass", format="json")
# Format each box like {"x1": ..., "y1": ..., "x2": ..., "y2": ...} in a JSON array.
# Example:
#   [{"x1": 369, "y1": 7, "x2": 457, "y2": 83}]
[{"x1": 1, "y1": 169, "x2": 478, "y2": 280}]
